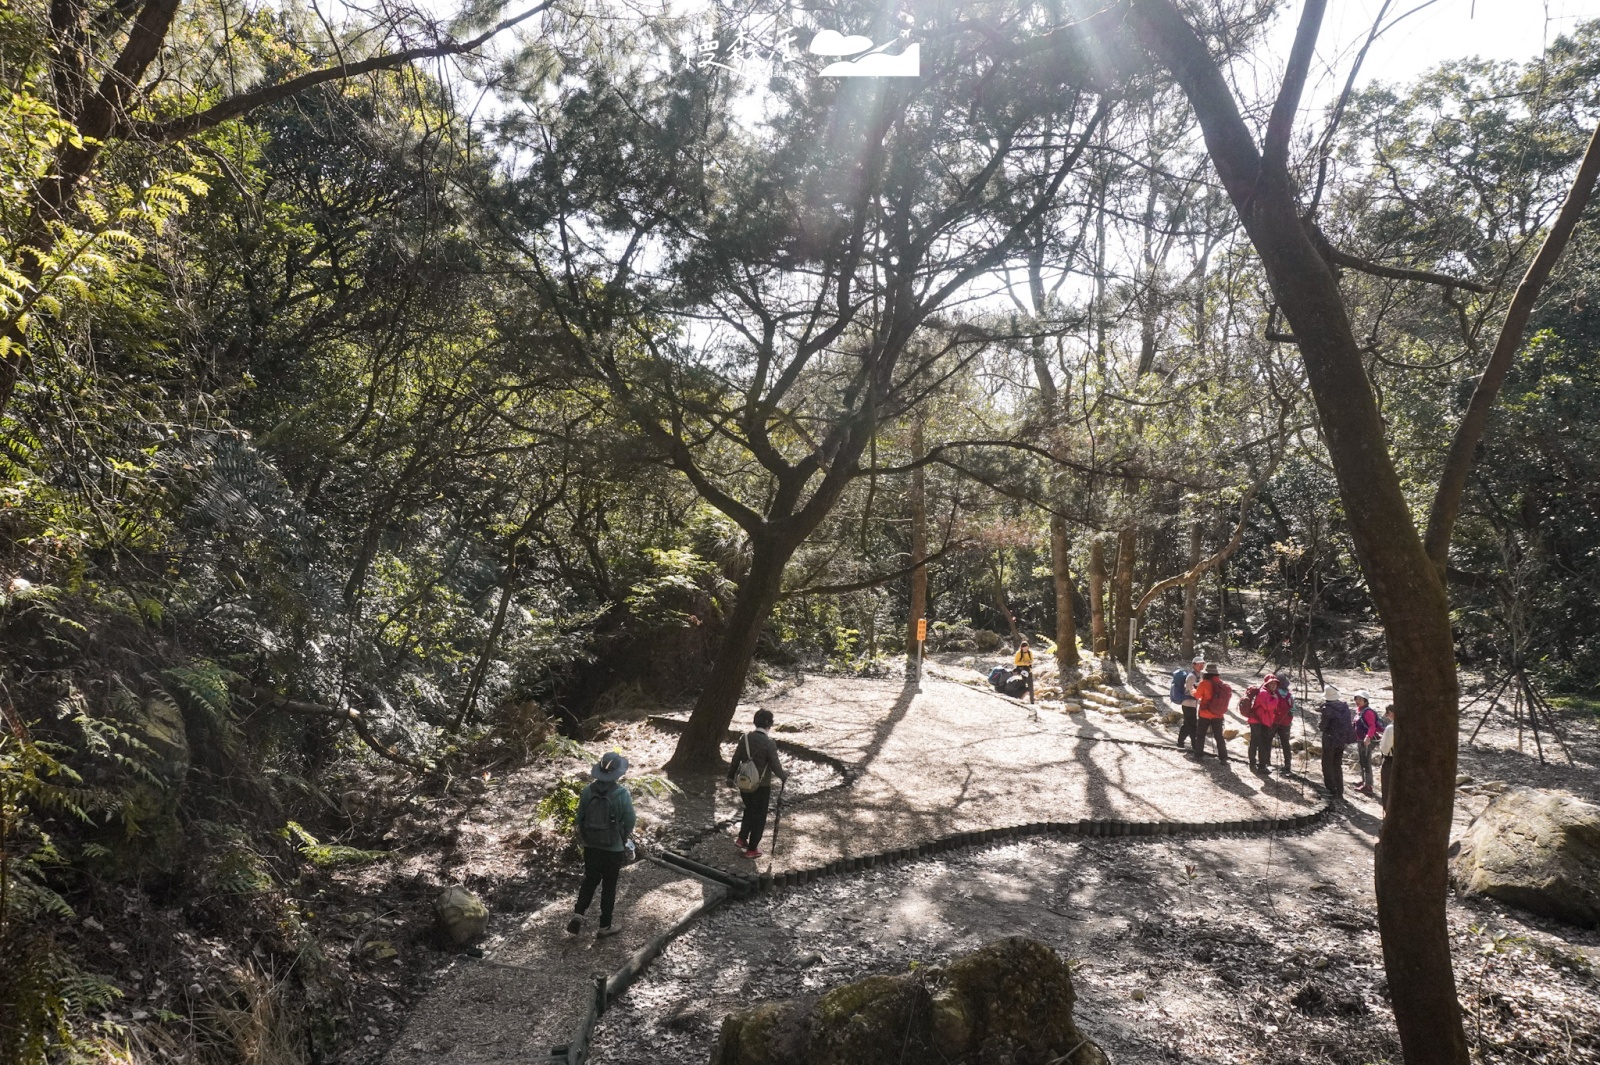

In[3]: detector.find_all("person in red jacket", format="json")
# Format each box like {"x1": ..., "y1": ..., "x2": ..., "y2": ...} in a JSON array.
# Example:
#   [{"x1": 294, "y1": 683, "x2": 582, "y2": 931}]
[
  {"x1": 1246, "y1": 677, "x2": 1287, "y2": 775},
  {"x1": 1191, "y1": 663, "x2": 1232, "y2": 762},
  {"x1": 1269, "y1": 674, "x2": 1296, "y2": 775}
]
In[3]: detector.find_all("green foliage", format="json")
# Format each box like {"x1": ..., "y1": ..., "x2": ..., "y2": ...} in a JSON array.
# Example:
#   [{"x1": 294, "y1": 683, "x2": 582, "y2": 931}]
[
  {"x1": 284, "y1": 822, "x2": 389, "y2": 868},
  {"x1": 0, "y1": 724, "x2": 121, "y2": 1061}
]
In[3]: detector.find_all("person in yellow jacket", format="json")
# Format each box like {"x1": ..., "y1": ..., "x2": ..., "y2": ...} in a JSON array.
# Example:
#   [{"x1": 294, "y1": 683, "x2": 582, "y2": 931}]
[{"x1": 1013, "y1": 639, "x2": 1034, "y2": 703}]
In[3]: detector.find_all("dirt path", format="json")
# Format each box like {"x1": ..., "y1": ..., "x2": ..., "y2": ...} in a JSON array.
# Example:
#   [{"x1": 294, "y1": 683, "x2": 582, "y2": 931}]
[
  {"x1": 383, "y1": 656, "x2": 1330, "y2": 1064},
  {"x1": 583, "y1": 660, "x2": 1600, "y2": 1065},
  {"x1": 381, "y1": 655, "x2": 1600, "y2": 1065}
]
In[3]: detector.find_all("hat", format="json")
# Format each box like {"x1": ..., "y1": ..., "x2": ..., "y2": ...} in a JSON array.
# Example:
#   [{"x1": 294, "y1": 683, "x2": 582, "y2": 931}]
[
  {"x1": 1263, "y1": 674, "x2": 1280, "y2": 686},
  {"x1": 590, "y1": 751, "x2": 629, "y2": 782},
  {"x1": 1192, "y1": 654, "x2": 1206, "y2": 665},
  {"x1": 1353, "y1": 690, "x2": 1371, "y2": 703},
  {"x1": 1323, "y1": 685, "x2": 1342, "y2": 702},
  {"x1": 1203, "y1": 663, "x2": 1220, "y2": 676}
]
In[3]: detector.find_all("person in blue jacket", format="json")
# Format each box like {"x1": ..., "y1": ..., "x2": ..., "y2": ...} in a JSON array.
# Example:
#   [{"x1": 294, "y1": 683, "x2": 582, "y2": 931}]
[{"x1": 567, "y1": 751, "x2": 636, "y2": 937}]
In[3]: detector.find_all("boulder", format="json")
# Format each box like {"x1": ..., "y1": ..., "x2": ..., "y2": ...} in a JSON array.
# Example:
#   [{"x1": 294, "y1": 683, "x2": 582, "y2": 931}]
[
  {"x1": 972, "y1": 629, "x2": 1003, "y2": 652},
  {"x1": 712, "y1": 937, "x2": 1105, "y2": 1065},
  {"x1": 433, "y1": 885, "x2": 490, "y2": 944},
  {"x1": 1452, "y1": 787, "x2": 1600, "y2": 927}
]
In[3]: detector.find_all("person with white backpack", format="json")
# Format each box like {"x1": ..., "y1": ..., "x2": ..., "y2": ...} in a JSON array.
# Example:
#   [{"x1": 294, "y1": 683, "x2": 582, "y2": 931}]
[
  {"x1": 727, "y1": 708, "x2": 788, "y2": 858},
  {"x1": 566, "y1": 751, "x2": 636, "y2": 938}
]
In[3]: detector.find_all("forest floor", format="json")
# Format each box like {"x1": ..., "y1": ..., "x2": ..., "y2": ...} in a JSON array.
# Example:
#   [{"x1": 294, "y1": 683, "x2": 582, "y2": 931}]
[{"x1": 354, "y1": 654, "x2": 1600, "y2": 1065}]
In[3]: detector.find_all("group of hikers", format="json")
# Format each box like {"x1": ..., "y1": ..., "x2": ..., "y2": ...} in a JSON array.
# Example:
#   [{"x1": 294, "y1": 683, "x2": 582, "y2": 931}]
[
  {"x1": 1170, "y1": 654, "x2": 1395, "y2": 803},
  {"x1": 563, "y1": 651, "x2": 1397, "y2": 939},
  {"x1": 565, "y1": 708, "x2": 787, "y2": 938}
]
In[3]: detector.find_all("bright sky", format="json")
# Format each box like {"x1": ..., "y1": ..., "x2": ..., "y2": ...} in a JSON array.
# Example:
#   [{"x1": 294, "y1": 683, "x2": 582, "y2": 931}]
[{"x1": 1287, "y1": 0, "x2": 1600, "y2": 100}]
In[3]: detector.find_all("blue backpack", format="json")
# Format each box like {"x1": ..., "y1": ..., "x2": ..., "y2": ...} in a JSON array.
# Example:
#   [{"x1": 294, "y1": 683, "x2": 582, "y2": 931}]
[{"x1": 1169, "y1": 669, "x2": 1188, "y2": 705}]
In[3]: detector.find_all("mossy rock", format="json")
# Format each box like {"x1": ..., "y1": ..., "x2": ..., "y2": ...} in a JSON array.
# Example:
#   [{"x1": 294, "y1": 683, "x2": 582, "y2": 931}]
[
  {"x1": 712, "y1": 938, "x2": 1106, "y2": 1065},
  {"x1": 1452, "y1": 787, "x2": 1600, "y2": 927}
]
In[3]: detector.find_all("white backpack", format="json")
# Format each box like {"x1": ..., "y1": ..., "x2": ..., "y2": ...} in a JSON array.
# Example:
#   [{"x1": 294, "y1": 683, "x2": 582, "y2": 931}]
[{"x1": 734, "y1": 733, "x2": 764, "y2": 792}]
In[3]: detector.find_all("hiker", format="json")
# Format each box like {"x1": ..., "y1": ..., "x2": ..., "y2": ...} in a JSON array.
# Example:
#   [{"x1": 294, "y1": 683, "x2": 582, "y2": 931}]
[
  {"x1": 1352, "y1": 692, "x2": 1382, "y2": 797},
  {"x1": 1318, "y1": 686, "x2": 1354, "y2": 800},
  {"x1": 1173, "y1": 655, "x2": 1205, "y2": 751},
  {"x1": 567, "y1": 751, "x2": 636, "y2": 938},
  {"x1": 1246, "y1": 676, "x2": 1288, "y2": 775},
  {"x1": 1192, "y1": 663, "x2": 1232, "y2": 762},
  {"x1": 1271, "y1": 673, "x2": 1296, "y2": 773},
  {"x1": 1378, "y1": 705, "x2": 1396, "y2": 810},
  {"x1": 727, "y1": 708, "x2": 789, "y2": 858},
  {"x1": 1013, "y1": 638, "x2": 1035, "y2": 703}
]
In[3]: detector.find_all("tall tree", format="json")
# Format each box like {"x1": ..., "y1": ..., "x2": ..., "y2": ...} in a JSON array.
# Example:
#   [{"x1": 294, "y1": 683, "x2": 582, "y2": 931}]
[{"x1": 1123, "y1": 2, "x2": 1600, "y2": 1060}]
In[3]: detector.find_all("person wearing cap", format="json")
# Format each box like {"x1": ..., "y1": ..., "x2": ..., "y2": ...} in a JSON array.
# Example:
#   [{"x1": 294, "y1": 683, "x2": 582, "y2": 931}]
[
  {"x1": 1378, "y1": 705, "x2": 1396, "y2": 810},
  {"x1": 1177, "y1": 655, "x2": 1206, "y2": 751},
  {"x1": 1271, "y1": 673, "x2": 1296, "y2": 774},
  {"x1": 1191, "y1": 663, "x2": 1233, "y2": 762},
  {"x1": 567, "y1": 751, "x2": 637, "y2": 937},
  {"x1": 1317, "y1": 686, "x2": 1354, "y2": 800},
  {"x1": 1352, "y1": 692, "x2": 1381, "y2": 796},
  {"x1": 727, "y1": 708, "x2": 789, "y2": 858}
]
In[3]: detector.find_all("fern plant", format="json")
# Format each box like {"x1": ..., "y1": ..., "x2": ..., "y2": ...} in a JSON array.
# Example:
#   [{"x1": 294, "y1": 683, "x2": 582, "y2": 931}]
[{"x1": 0, "y1": 721, "x2": 120, "y2": 1062}]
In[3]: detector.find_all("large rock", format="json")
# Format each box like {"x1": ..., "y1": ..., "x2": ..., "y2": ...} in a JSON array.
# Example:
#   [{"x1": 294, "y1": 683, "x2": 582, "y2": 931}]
[
  {"x1": 433, "y1": 885, "x2": 490, "y2": 944},
  {"x1": 971, "y1": 629, "x2": 1002, "y2": 652},
  {"x1": 712, "y1": 937, "x2": 1106, "y2": 1065},
  {"x1": 1452, "y1": 787, "x2": 1600, "y2": 927}
]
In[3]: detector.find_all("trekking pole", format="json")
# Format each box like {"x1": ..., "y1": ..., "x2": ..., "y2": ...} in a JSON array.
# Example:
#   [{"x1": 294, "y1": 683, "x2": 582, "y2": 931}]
[{"x1": 767, "y1": 777, "x2": 787, "y2": 872}]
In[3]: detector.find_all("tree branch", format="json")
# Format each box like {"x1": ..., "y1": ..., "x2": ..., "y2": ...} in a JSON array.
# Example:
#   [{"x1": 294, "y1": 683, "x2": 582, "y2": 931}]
[
  {"x1": 128, "y1": 2, "x2": 553, "y2": 144},
  {"x1": 779, "y1": 540, "x2": 968, "y2": 600},
  {"x1": 1423, "y1": 117, "x2": 1600, "y2": 566},
  {"x1": 1323, "y1": 244, "x2": 1487, "y2": 294},
  {"x1": 1262, "y1": 0, "x2": 1326, "y2": 173}
]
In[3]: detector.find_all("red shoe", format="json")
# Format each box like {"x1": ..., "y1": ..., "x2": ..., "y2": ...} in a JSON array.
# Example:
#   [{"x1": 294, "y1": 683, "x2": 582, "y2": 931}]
[
  {"x1": 743, "y1": 847, "x2": 763, "y2": 858},
  {"x1": 735, "y1": 836, "x2": 748, "y2": 849}
]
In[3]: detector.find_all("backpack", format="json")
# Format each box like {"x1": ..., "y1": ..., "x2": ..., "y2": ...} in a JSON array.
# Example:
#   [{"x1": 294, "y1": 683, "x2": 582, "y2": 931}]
[
  {"x1": 1169, "y1": 669, "x2": 1188, "y2": 705},
  {"x1": 990, "y1": 667, "x2": 1012, "y2": 692},
  {"x1": 733, "y1": 733, "x2": 764, "y2": 792},
  {"x1": 1324, "y1": 702, "x2": 1356, "y2": 746},
  {"x1": 1243, "y1": 685, "x2": 1261, "y2": 720},
  {"x1": 578, "y1": 787, "x2": 623, "y2": 848},
  {"x1": 1004, "y1": 673, "x2": 1028, "y2": 697}
]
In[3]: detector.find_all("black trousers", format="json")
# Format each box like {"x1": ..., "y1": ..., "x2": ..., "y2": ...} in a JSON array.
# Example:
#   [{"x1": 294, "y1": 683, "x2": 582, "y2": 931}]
[
  {"x1": 575, "y1": 846, "x2": 626, "y2": 926},
  {"x1": 738, "y1": 785, "x2": 773, "y2": 848},
  {"x1": 1322, "y1": 742, "x2": 1346, "y2": 798},
  {"x1": 1177, "y1": 706, "x2": 1198, "y2": 748},
  {"x1": 1193, "y1": 716, "x2": 1227, "y2": 760},
  {"x1": 1272, "y1": 724, "x2": 1293, "y2": 772},
  {"x1": 1247, "y1": 723, "x2": 1270, "y2": 769},
  {"x1": 1380, "y1": 757, "x2": 1393, "y2": 810}
]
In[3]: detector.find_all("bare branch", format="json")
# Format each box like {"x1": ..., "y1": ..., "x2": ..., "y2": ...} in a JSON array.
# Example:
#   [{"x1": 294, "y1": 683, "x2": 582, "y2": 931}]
[
  {"x1": 1262, "y1": 0, "x2": 1326, "y2": 173},
  {"x1": 1424, "y1": 117, "x2": 1600, "y2": 565}
]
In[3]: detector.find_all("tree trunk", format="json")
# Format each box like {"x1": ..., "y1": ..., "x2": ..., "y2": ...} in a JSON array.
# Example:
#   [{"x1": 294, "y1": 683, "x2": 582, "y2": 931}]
[
  {"x1": 1180, "y1": 517, "x2": 1203, "y2": 660},
  {"x1": 1051, "y1": 515, "x2": 1079, "y2": 667},
  {"x1": 990, "y1": 560, "x2": 1021, "y2": 647},
  {"x1": 664, "y1": 536, "x2": 793, "y2": 774},
  {"x1": 1088, "y1": 538, "x2": 1107, "y2": 656},
  {"x1": 1109, "y1": 527, "x2": 1135, "y2": 660},
  {"x1": 1127, "y1": 5, "x2": 1468, "y2": 1059},
  {"x1": 907, "y1": 416, "x2": 928, "y2": 657}
]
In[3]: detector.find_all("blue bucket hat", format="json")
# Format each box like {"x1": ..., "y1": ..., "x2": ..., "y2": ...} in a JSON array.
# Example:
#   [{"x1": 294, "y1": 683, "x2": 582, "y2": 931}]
[{"x1": 590, "y1": 752, "x2": 628, "y2": 782}]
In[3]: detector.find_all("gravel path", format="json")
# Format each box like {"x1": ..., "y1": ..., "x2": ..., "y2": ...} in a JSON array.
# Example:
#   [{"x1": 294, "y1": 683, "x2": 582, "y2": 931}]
[
  {"x1": 381, "y1": 655, "x2": 1600, "y2": 1065},
  {"x1": 384, "y1": 860, "x2": 725, "y2": 1064},
  {"x1": 681, "y1": 667, "x2": 1323, "y2": 876}
]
